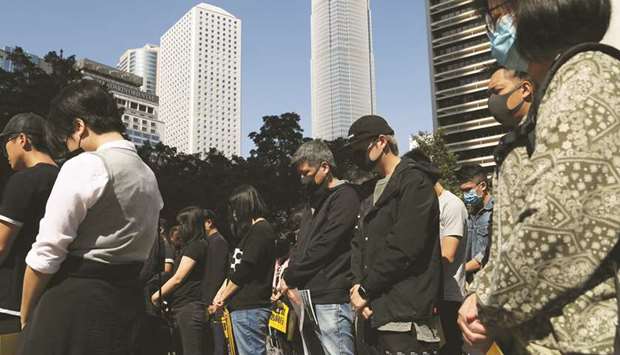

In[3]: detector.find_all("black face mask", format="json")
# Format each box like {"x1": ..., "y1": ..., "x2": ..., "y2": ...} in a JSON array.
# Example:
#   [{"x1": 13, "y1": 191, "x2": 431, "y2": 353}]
[
  {"x1": 351, "y1": 145, "x2": 379, "y2": 172},
  {"x1": 488, "y1": 85, "x2": 525, "y2": 128},
  {"x1": 301, "y1": 172, "x2": 329, "y2": 201}
]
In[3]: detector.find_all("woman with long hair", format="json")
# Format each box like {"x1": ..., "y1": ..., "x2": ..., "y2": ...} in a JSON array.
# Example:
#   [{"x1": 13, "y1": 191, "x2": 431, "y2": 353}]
[
  {"x1": 151, "y1": 207, "x2": 210, "y2": 355},
  {"x1": 213, "y1": 185, "x2": 277, "y2": 355}
]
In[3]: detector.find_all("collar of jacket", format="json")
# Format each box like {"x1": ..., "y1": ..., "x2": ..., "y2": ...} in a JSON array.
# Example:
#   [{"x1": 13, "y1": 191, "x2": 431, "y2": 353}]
[{"x1": 372, "y1": 157, "x2": 441, "y2": 209}]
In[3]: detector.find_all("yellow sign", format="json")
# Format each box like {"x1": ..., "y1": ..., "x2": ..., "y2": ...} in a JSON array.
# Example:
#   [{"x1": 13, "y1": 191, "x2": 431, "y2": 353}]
[{"x1": 269, "y1": 301, "x2": 290, "y2": 334}]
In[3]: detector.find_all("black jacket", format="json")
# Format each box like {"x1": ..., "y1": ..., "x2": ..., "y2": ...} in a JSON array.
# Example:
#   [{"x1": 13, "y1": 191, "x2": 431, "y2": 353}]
[
  {"x1": 352, "y1": 158, "x2": 442, "y2": 328},
  {"x1": 283, "y1": 182, "x2": 360, "y2": 304}
]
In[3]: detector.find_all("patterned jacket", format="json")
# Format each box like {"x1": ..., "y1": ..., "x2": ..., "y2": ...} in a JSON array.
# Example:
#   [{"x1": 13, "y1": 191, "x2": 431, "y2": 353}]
[{"x1": 469, "y1": 49, "x2": 620, "y2": 354}]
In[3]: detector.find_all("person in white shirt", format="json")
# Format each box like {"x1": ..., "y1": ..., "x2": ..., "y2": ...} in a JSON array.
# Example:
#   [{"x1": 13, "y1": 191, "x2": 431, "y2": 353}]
[
  {"x1": 404, "y1": 148, "x2": 468, "y2": 355},
  {"x1": 18, "y1": 80, "x2": 163, "y2": 355}
]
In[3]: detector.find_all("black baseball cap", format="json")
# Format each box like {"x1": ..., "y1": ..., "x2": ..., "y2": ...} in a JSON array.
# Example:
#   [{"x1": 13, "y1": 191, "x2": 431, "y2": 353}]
[
  {"x1": 346, "y1": 115, "x2": 395, "y2": 148},
  {"x1": 0, "y1": 112, "x2": 47, "y2": 138}
]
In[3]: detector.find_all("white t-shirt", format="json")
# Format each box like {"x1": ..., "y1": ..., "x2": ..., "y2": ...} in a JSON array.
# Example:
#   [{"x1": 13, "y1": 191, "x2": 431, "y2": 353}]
[{"x1": 438, "y1": 190, "x2": 468, "y2": 302}]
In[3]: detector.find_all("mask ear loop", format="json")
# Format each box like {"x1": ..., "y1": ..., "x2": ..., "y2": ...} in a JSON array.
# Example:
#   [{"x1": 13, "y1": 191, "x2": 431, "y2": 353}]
[{"x1": 507, "y1": 82, "x2": 526, "y2": 114}]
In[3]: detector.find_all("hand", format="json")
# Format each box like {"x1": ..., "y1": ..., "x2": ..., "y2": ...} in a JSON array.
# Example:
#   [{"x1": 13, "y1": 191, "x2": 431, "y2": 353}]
[
  {"x1": 207, "y1": 304, "x2": 218, "y2": 315},
  {"x1": 212, "y1": 294, "x2": 225, "y2": 309},
  {"x1": 271, "y1": 290, "x2": 283, "y2": 302},
  {"x1": 350, "y1": 284, "x2": 367, "y2": 311},
  {"x1": 361, "y1": 306, "x2": 373, "y2": 320},
  {"x1": 277, "y1": 278, "x2": 289, "y2": 295},
  {"x1": 287, "y1": 288, "x2": 301, "y2": 305},
  {"x1": 458, "y1": 294, "x2": 492, "y2": 350}
]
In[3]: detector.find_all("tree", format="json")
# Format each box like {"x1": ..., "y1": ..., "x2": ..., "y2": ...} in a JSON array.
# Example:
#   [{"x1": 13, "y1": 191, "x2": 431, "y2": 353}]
[{"x1": 411, "y1": 130, "x2": 461, "y2": 194}]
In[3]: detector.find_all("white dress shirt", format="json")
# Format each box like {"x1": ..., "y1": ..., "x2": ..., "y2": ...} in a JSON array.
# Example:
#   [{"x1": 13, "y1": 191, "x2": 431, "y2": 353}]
[{"x1": 26, "y1": 140, "x2": 160, "y2": 274}]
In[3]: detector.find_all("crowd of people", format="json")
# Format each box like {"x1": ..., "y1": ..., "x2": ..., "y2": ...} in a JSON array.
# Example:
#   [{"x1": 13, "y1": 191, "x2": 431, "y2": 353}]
[{"x1": 0, "y1": 0, "x2": 618, "y2": 354}]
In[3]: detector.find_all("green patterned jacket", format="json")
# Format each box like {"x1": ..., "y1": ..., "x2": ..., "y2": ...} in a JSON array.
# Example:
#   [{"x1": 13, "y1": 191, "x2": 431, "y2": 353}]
[{"x1": 469, "y1": 50, "x2": 620, "y2": 354}]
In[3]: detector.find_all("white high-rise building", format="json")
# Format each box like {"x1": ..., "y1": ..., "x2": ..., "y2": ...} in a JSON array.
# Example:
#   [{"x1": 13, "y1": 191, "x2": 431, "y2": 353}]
[
  {"x1": 158, "y1": 3, "x2": 241, "y2": 157},
  {"x1": 311, "y1": 0, "x2": 376, "y2": 140},
  {"x1": 118, "y1": 44, "x2": 159, "y2": 95}
]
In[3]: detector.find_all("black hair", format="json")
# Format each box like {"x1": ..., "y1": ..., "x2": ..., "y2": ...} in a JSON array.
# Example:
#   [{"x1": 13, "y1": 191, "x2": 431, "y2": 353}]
[
  {"x1": 176, "y1": 206, "x2": 207, "y2": 246},
  {"x1": 515, "y1": 0, "x2": 611, "y2": 62},
  {"x1": 228, "y1": 185, "x2": 268, "y2": 239},
  {"x1": 403, "y1": 148, "x2": 431, "y2": 164},
  {"x1": 48, "y1": 79, "x2": 126, "y2": 140},
  {"x1": 487, "y1": 62, "x2": 530, "y2": 81},
  {"x1": 204, "y1": 209, "x2": 218, "y2": 229},
  {"x1": 457, "y1": 164, "x2": 488, "y2": 185}
]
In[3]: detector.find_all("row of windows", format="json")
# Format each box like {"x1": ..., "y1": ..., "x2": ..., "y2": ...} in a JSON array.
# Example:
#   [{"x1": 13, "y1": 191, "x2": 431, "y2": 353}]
[{"x1": 116, "y1": 98, "x2": 155, "y2": 114}]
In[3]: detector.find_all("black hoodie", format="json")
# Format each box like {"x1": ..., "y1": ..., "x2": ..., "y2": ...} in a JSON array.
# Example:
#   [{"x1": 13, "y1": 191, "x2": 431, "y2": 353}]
[
  {"x1": 352, "y1": 157, "x2": 442, "y2": 328},
  {"x1": 283, "y1": 182, "x2": 361, "y2": 304}
]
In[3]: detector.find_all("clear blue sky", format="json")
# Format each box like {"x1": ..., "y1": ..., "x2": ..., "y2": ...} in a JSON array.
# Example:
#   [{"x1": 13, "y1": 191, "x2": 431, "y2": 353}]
[{"x1": 1, "y1": 0, "x2": 434, "y2": 156}]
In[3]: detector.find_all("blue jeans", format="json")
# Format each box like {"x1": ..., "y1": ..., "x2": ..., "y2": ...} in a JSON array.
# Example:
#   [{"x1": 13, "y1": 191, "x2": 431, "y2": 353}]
[
  {"x1": 230, "y1": 307, "x2": 271, "y2": 355},
  {"x1": 313, "y1": 303, "x2": 355, "y2": 355}
]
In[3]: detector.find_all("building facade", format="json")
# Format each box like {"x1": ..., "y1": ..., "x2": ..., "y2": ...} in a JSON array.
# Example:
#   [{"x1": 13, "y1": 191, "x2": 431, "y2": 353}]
[
  {"x1": 311, "y1": 0, "x2": 376, "y2": 140},
  {"x1": 77, "y1": 58, "x2": 164, "y2": 147},
  {"x1": 158, "y1": 3, "x2": 241, "y2": 158},
  {"x1": 425, "y1": 0, "x2": 509, "y2": 169},
  {"x1": 117, "y1": 44, "x2": 159, "y2": 95}
]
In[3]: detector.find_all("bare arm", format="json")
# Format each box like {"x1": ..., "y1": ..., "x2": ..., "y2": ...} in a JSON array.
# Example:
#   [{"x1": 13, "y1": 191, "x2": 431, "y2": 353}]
[
  {"x1": 20, "y1": 266, "x2": 53, "y2": 329},
  {"x1": 151, "y1": 256, "x2": 196, "y2": 304},
  {"x1": 440, "y1": 235, "x2": 460, "y2": 264},
  {"x1": 214, "y1": 280, "x2": 240, "y2": 307},
  {"x1": 164, "y1": 262, "x2": 173, "y2": 274}
]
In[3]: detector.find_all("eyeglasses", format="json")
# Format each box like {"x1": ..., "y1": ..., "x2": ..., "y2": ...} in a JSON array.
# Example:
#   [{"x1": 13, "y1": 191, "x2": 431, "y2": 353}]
[{"x1": 484, "y1": 0, "x2": 514, "y2": 32}]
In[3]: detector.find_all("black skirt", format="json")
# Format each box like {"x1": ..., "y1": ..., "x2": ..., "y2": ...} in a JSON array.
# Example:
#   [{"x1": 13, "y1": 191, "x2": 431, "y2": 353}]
[{"x1": 18, "y1": 258, "x2": 144, "y2": 355}]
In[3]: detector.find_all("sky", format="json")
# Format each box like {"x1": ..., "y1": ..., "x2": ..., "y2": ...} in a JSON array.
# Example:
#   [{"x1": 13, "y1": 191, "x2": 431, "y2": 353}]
[{"x1": 1, "y1": 0, "x2": 434, "y2": 156}]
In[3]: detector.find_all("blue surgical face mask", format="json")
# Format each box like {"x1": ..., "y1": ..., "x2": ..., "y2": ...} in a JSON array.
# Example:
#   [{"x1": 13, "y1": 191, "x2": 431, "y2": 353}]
[
  {"x1": 463, "y1": 189, "x2": 483, "y2": 206},
  {"x1": 488, "y1": 15, "x2": 529, "y2": 72}
]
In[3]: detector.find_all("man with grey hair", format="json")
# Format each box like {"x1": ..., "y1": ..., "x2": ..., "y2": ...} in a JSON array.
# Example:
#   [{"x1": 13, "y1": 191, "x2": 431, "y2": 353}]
[{"x1": 276, "y1": 139, "x2": 360, "y2": 355}]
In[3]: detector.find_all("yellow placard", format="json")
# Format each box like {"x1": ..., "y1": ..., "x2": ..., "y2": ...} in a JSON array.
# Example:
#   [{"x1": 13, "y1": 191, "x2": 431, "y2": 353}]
[
  {"x1": 269, "y1": 301, "x2": 290, "y2": 334},
  {"x1": 487, "y1": 342, "x2": 504, "y2": 355}
]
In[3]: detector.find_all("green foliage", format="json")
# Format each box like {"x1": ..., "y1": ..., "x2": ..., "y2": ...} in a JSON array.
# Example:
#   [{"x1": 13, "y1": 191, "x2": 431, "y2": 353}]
[{"x1": 411, "y1": 130, "x2": 461, "y2": 195}]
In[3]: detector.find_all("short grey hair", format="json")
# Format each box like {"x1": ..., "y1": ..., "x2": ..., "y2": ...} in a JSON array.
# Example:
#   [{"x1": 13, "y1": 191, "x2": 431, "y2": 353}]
[{"x1": 291, "y1": 139, "x2": 336, "y2": 169}]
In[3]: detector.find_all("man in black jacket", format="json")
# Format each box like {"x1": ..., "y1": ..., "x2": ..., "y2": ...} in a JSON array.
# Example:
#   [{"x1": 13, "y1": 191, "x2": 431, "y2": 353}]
[
  {"x1": 277, "y1": 139, "x2": 360, "y2": 355},
  {"x1": 348, "y1": 115, "x2": 442, "y2": 355}
]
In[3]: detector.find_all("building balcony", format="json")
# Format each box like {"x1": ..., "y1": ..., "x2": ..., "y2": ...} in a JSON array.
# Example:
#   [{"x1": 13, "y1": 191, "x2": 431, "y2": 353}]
[
  {"x1": 433, "y1": 42, "x2": 491, "y2": 67},
  {"x1": 430, "y1": 0, "x2": 477, "y2": 16},
  {"x1": 432, "y1": 24, "x2": 486, "y2": 50},
  {"x1": 440, "y1": 116, "x2": 499, "y2": 135},
  {"x1": 436, "y1": 79, "x2": 489, "y2": 101},
  {"x1": 430, "y1": 9, "x2": 478, "y2": 32},
  {"x1": 457, "y1": 154, "x2": 496, "y2": 168},
  {"x1": 437, "y1": 98, "x2": 487, "y2": 119},
  {"x1": 435, "y1": 58, "x2": 494, "y2": 82},
  {"x1": 446, "y1": 133, "x2": 503, "y2": 153}
]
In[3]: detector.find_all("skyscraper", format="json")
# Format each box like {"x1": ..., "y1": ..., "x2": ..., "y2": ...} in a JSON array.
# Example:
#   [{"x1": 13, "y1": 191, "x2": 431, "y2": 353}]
[
  {"x1": 425, "y1": 0, "x2": 509, "y2": 169},
  {"x1": 311, "y1": 0, "x2": 376, "y2": 141},
  {"x1": 158, "y1": 3, "x2": 241, "y2": 157},
  {"x1": 117, "y1": 44, "x2": 159, "y2": 95}
]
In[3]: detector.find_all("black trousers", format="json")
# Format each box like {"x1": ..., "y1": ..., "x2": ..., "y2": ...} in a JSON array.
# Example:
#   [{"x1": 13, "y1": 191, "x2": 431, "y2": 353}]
[
  {"x1": 173, "y1": 301, "x2": 208, "y2": 355},
  {"x1": 439, "y1": 300, "x2": 463, "y2": 355},
  {"x1": 18, "y1": 276, "x2": 142, "y2": 355}
]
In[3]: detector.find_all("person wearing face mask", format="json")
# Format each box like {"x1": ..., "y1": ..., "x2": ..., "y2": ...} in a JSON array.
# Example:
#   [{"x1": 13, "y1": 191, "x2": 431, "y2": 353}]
[
  {"x1": 457, "y1": 165, "x2": 493, "y2": 280},
  {"x1": 347, "y1": 115, "x2": 443, "y2": 355},
  {"x1": 274, "y1": 139, "x2": 359, "y2": 355},
  {"x1": 18, "y1": 80, "x2": 163, "y2": 355},
  {"x1": 478, "y1": 0, "x2": 528, "y2": 72},
  {"x1": 459, "y1": 0, "x2": 620, "y2": 354}
]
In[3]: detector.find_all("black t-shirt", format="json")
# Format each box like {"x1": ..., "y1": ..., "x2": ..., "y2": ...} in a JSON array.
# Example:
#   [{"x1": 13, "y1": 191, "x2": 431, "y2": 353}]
[
  {"x1": 201, "y1": 232, "x2": 229, "y2": 304},
  {"x1": 0, "y1": 163, "x2": 59, "y2": 314},
  {"x1": 228, "y1": 220, "x2": 277, "y2": 311},
  {"x1": 170, "y1": 238, "x2": 209, "y2": 308}
]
